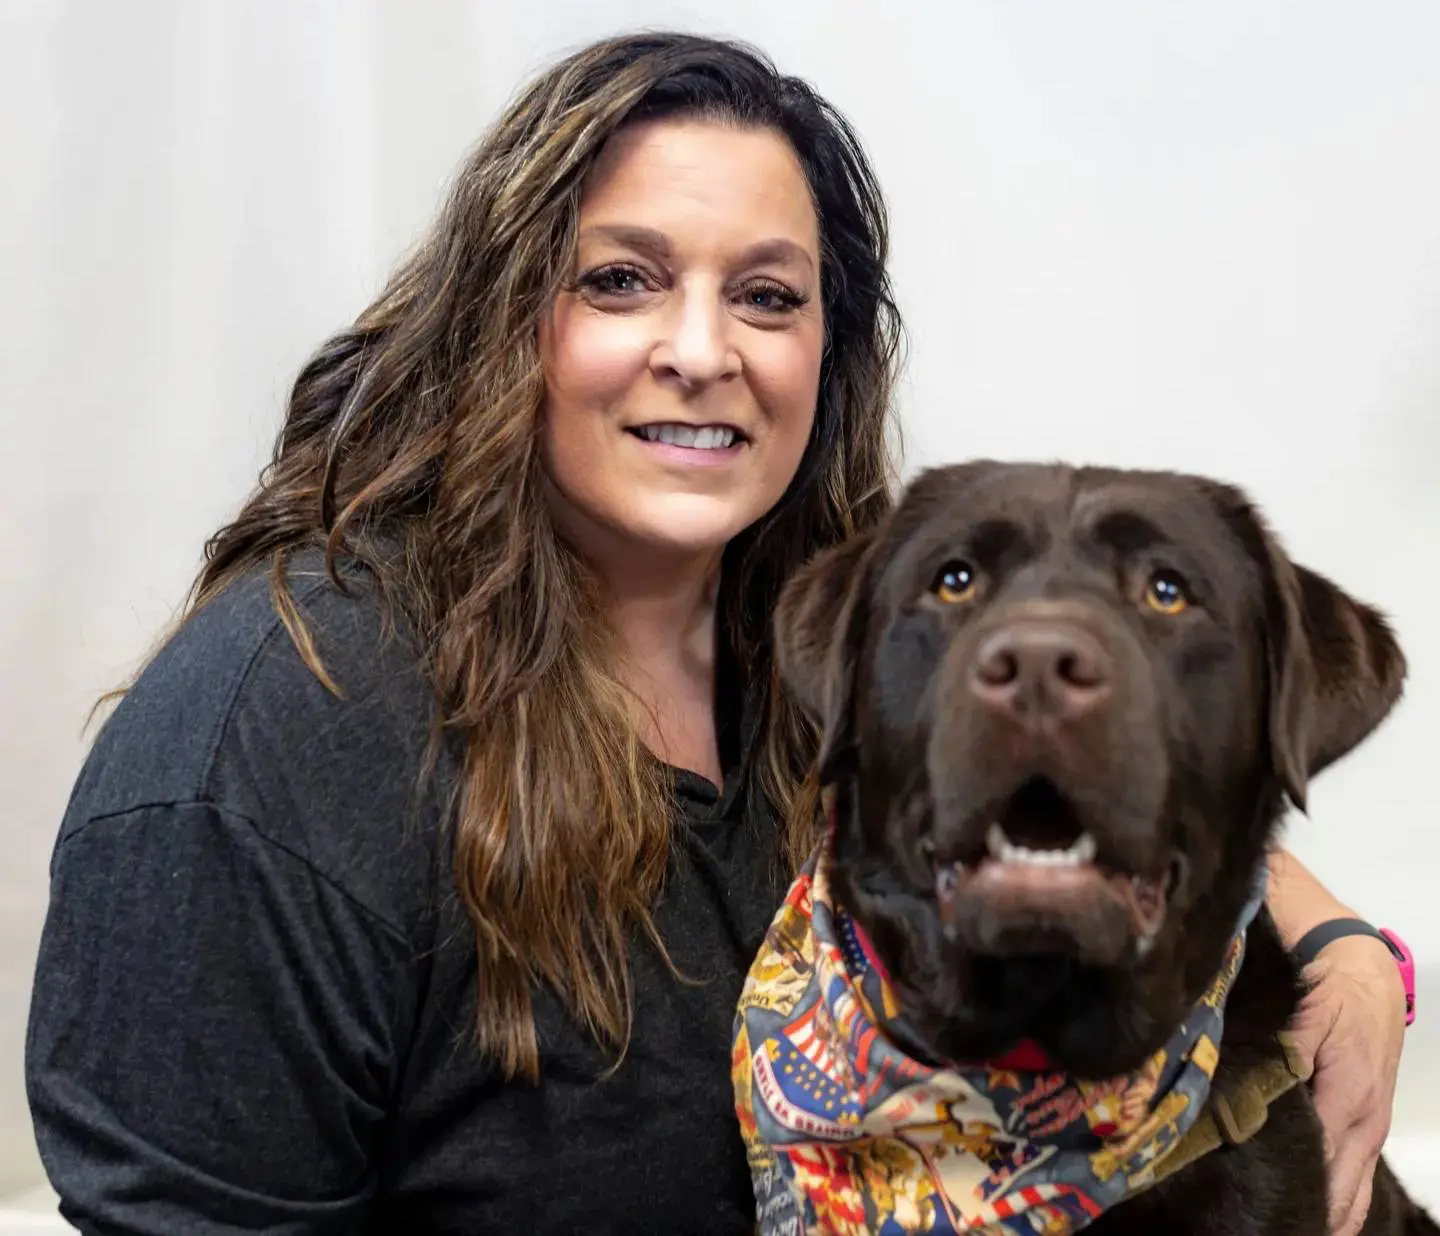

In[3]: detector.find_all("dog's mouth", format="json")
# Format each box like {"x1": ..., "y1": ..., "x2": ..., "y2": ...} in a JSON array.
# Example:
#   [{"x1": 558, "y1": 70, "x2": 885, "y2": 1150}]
[{"x1": 932, "y1": 777, "x2": 1172, "y2": 962}]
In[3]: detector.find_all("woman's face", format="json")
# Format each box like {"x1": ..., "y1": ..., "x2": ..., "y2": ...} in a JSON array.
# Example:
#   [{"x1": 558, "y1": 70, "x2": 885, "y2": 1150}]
[{"x1": 538, "y1": 118, "x2": 824, "y2": 575}]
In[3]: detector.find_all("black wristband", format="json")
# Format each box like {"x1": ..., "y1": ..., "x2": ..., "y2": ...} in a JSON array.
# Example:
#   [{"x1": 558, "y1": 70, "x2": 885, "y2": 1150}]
[{"x1": 1291, "y1": 917, "x2": 1403, "y2": 969}]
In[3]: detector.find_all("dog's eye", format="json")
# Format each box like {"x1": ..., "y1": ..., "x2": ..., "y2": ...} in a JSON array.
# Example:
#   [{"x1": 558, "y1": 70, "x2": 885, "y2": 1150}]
[
  {"x1": 931, "y1": 560, "x2": 978, "y2": 605},
  {"x1": 1145, "y1": 569, "x2": 1191, "y2": 615}
]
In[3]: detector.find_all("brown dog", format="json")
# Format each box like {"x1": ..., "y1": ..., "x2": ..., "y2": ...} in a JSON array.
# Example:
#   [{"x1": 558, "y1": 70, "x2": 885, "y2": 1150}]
[{"x1": 752, "y1": 460, "x2": 1431, "y2": 1235}]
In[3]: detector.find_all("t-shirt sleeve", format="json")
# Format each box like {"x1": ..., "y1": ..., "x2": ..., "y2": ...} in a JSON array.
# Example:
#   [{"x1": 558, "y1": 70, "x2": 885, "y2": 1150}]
[{"x1": 26, "y1": 799, "x2": 414, "y2": 1236}]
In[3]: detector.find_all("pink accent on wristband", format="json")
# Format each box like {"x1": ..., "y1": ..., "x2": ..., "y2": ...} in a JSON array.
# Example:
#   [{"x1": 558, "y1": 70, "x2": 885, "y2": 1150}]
[{"x1": 1380, "y1": 928, "x2": 1416, "y2": 1027}]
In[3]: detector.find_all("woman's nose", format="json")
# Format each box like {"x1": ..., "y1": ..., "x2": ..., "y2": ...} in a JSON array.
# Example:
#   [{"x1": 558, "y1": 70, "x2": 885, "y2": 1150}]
[{"x1": 652, "y1": 293, "x2": 738, "y2": 387}]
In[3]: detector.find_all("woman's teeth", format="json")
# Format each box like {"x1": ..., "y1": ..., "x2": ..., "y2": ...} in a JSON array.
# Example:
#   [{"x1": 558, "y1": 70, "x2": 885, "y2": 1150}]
[{"x1": 635, "y1": 424, "x2": 737, "y2": 449}]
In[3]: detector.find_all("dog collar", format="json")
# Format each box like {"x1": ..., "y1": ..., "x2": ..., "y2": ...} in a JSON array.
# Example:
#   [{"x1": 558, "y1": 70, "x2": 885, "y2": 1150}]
[{"x1": 733, "y1": 837, "x2": 1266, "y2": 1235}]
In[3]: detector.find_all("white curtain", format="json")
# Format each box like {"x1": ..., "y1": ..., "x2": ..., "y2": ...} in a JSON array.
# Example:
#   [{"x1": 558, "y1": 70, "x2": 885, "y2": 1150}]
[{"x1": 4, "y1": 0, "x2": 1439, "y2": 1202}]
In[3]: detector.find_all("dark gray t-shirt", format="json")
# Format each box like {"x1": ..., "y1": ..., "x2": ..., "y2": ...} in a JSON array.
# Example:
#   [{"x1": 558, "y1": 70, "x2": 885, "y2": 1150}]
[{"x1": 26, "y1": 553, "x2": 785, "y2": 1235}]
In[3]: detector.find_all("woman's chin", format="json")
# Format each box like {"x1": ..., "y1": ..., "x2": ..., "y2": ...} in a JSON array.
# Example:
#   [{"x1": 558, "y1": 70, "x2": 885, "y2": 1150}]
[
  {"x1": 544, "y1": 476, "x2": 780, "y2": 575},
  {"x1": 622, "y1": 495, "x2": 771, "y2": 556},
  {"x1": 622, "y1": 520, "x2": 745, "y2": 563}
]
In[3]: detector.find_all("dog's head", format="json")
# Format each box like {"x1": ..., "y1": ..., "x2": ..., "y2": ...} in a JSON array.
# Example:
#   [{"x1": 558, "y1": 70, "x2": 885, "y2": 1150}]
[{"x1": 776, "y1": 460, "x2": 1405, "y2": 1074}]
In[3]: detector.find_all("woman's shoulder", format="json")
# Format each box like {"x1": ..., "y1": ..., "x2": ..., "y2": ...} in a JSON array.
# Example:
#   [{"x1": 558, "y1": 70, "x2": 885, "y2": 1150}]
[{"x1": 63, "y1": 548, "x2": 448, "y2": 930}]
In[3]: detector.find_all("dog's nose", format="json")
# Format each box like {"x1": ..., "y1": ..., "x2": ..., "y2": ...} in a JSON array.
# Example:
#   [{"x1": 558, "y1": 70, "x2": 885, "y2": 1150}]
[{"x1": 970, "y1": 622, "x2": 1110, "y2": 719}]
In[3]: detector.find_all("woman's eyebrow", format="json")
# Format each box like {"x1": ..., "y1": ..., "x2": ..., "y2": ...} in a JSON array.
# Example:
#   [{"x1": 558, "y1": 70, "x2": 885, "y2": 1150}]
[
  {"x1": 577, "y1": 224, "x2": 671, "y2": 259},
  {"x1": 578, "y1": 225, "x2": 815, "y2": 272},
  {"x1": 738, "y1": 238, "x2": 815, "y2": 271}
]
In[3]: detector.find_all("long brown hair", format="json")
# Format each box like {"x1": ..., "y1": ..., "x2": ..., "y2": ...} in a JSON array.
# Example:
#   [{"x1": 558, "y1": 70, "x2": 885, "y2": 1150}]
[{"x1": 185, "y1": 32, "x2": 903, "y2": 1079}]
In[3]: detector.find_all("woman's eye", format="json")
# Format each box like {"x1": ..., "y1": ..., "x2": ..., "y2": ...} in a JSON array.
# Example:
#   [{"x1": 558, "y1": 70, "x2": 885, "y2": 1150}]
[
  {"x1": 577, "y1": 265, "x2": 649, "y2": 296},
  {"x1": 738, "y1": 282, "x2": 807, "y2": 314}
]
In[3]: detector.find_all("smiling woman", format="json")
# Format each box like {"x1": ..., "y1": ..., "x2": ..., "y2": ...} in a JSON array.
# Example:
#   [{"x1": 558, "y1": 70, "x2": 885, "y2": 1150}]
[
  {"x1": 24, "y1": 31, "x2": 901, "y2": 1236},
  {"x1": 539, "y1": 119, "x2": 828, "y2": 783},
  {"x1": 540, "y1": 118, "x2": 824, "y2": 575}
]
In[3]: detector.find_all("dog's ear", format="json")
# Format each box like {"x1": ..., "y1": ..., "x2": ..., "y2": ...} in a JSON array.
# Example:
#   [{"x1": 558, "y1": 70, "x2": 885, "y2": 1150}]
[
  {"x1": 774, "y1": 530, "x2": 878, "y2": 783},
  {"x1": 1204, "y1": 483, "x2": 1406, "y2": 811}
]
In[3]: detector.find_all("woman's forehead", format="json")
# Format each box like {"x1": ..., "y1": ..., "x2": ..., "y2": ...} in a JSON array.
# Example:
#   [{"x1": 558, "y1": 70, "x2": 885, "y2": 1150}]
[{"x1": 579, "y1": 119, "x2": 819, "y2": 259}]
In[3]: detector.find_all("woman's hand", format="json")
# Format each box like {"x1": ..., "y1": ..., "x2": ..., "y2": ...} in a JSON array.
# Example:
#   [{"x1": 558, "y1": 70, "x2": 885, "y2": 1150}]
[
  {"x1": 1267, "y1": 849, "x2": 1408, "y2": 1236},
  {"x1": 1288, "y1": 933, "x2": 1407, "y2": 1235}
]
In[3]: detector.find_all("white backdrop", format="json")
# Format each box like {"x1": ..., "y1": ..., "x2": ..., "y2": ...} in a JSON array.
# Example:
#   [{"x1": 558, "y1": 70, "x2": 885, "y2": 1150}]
[{"x1": 3, "y1": 0, "x2": 1439, "y2": 1205}]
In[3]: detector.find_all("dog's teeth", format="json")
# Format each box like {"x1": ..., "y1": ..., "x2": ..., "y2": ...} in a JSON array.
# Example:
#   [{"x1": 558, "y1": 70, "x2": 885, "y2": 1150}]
[
  {"x1": 986, "y1": 824, "x2": 1007, "y2": 859},
  {"x1": 987, "y1": 828, "x2": 1097, "y2": 867}
]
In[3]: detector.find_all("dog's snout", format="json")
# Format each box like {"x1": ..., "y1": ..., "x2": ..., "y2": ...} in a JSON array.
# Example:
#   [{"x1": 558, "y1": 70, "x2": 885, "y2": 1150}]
[{"x1": 970, "y1": 622, "x2": 1111, "y2": 719}]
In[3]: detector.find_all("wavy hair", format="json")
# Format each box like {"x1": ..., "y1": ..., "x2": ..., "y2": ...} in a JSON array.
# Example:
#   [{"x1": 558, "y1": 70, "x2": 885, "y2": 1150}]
[{"x1": 184, "y1": 31, "x2": 903, "y2": 1079}]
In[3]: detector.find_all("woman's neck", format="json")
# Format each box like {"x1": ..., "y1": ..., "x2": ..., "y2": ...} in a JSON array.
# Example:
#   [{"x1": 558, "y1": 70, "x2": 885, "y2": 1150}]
[
  {"x1": 546, "y1": 490, "x2": 726, "y2": 782},
  {"x1": 605, "y1": 562, "x2": 720, "y2": 671},
  {"x1": 601, "y1": 564, "x2": 726, "y2": 785}
]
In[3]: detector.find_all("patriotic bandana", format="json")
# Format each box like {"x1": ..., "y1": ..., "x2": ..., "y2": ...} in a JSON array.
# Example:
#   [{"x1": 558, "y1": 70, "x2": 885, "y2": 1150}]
[{"x1": 731, "y1": 829, "x2": 1266, "y2": 1235}]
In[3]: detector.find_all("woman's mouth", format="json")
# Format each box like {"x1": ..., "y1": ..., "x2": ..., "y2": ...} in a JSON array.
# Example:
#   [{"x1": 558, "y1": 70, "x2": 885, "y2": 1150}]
[
  {"x1": 628, "y1": 423, "x2": 745, "y2": 450},
  {"x1": 626, "y1": 422, "x2": 748, "y2": 465}
]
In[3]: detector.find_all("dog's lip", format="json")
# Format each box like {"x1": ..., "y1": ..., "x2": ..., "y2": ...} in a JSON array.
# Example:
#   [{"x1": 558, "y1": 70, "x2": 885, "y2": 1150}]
[
  {"x1": 928, "y1": 774, "x2": 1174, "y2": 948},
  {"x1": 931, "y1": 830, "x2": 1172, "y2": 903},
  {"x1": 933, "y1": 852, "x2": 1173, "y2": 945}
]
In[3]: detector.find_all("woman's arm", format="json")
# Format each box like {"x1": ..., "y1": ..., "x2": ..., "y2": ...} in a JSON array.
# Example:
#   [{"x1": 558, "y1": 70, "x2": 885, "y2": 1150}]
[
  {"x1": 26, "y1": 799, "x2": 409, "y2": 1234},
  {"x1": 1266, "y1": 846, "x2": 1408, "y2": 1236},
  {"x1": 1266, "y1": 846, "x2": 1366, "y2": 948}
]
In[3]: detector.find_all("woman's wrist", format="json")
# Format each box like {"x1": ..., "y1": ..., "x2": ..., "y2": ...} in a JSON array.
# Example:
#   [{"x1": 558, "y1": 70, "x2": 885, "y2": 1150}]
[{"x1": 1265, "y1": 846, "x2": 1358, "y2": 952}]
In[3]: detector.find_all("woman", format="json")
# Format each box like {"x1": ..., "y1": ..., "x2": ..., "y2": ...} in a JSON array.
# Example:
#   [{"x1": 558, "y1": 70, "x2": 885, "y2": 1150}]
[{"x1": 26, "y1": 30, "x2": 1405, "y2": 1236}]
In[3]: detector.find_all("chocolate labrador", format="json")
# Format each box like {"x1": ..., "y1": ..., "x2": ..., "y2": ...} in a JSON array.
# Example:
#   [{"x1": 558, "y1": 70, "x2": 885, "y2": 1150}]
[{"x1": 735, "y1": 461, "x2": 1430, "y2": 1235}]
